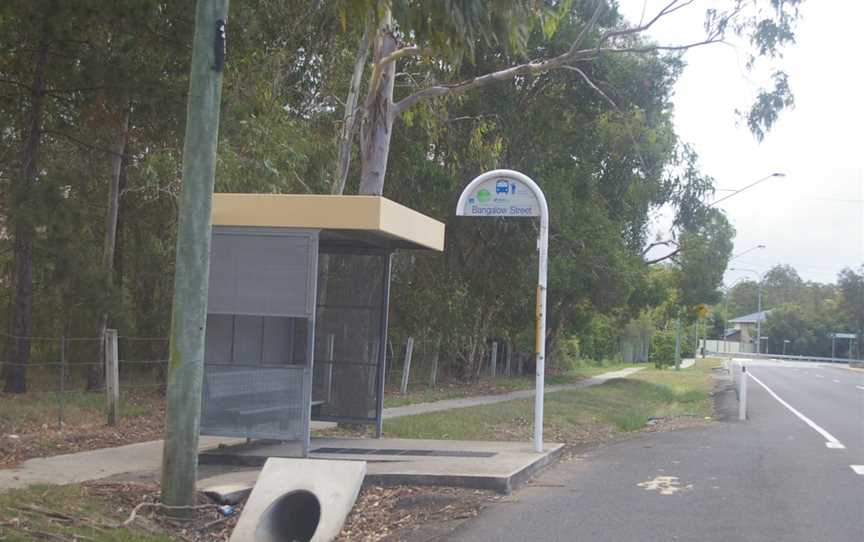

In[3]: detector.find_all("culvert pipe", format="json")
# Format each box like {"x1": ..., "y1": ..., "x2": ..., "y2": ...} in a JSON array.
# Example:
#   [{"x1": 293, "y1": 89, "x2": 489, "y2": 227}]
[{"x1": 229, "y1": 458, "x2": 366, "y2": 542}]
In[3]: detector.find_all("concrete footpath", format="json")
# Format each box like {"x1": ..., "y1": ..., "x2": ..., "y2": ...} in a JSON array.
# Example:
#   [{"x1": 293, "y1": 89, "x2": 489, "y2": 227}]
[
  {"x1": 1, "y1": 366, "x2": 644, "y2": 491},
  {"x1": 384, "y1": 366, "x2": 644, "y2": 418}
]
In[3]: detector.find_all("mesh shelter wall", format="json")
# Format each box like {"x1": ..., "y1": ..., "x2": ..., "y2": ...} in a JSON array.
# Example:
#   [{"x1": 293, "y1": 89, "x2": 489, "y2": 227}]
[{"x1": 312, "y1": 250, "x2": 388, "y2": 424}]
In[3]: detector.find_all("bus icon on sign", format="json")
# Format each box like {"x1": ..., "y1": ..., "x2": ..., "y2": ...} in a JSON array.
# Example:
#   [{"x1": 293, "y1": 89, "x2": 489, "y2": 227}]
[{"x1": 496, "y1": 180, "x2": 510, "y2": 194}]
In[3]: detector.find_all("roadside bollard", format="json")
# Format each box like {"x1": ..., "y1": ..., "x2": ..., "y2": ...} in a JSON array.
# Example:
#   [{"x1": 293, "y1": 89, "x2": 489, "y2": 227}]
[{"x1": 738, "y1": 365, "x2": 748, "y2": 421}]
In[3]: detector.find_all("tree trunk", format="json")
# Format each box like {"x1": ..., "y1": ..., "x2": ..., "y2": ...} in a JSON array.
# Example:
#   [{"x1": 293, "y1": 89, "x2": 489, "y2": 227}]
[
  {"x1": 88, "y1": 105, "x2": 131, "y2": 391},
  {"x1": 333, "y1": 27, "x2": 370, "y2": 195},
  {"x1": 358, "y1": 12, "x2": 396, "y2": 196},
  {"x1": 4, "y1": 40, "x2": 49, "y2": 394}
]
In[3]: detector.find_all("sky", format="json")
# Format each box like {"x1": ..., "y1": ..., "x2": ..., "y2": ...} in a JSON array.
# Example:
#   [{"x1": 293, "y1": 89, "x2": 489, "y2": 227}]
[{"x1": 616, "y1": 0, "x2": 864, "y2": 286}]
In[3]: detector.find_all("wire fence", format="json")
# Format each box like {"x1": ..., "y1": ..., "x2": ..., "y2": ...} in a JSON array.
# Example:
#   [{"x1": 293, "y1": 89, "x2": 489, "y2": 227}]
[
  {"x1": 0, "y1": 330, "x2": 169, "y2": 429},
  {"x1": 384, "y1": 337, "x2": 529, "y2": 393},
  {"x1": 2, "y1": 331, "x2": 535, "y2": 428}
]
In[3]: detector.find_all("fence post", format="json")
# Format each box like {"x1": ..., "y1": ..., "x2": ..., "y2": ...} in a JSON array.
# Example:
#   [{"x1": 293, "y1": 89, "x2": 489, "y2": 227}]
[
  {"x1": 105, "y1": 329, "x2": 120, "y2": 426},
  {"x1": 490, "y1": 341, "x2": 498, "y2": 377},
  {"x1": 738, "y1": 365, "x2": 748, "y2": 421},
  {"x1": 428, "y1": 336, "x2": 441, "y2": 387},
  {"x1": 58, "y1": 336, "x2": 66, "y2": 430},
  {"x1": 400, "y1": 337, "x2": 414, "y2": 395},
  {"x1": 505, "y1": 340, "x2": 512, "y2": 376}
]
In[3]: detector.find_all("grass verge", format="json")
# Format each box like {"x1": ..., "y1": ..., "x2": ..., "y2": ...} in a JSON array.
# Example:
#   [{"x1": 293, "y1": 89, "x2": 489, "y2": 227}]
[
  {"x1": 383, "y1": 359, "x2": 716, "y2": 442},
  {"x1": 384, "y1": 362, "x2": 633, "y2": 408},
  {"x1": 0, "y1": 484, "x2": 172, "y2": 541}
]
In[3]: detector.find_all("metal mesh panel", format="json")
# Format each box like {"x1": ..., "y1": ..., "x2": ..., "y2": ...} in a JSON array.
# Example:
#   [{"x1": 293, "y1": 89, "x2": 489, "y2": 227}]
[
  {"x1": 201, "y1": 364, "x2": 308, "y2": 440},
  {"x1": 208, "y1": 229, "x2": 317, "y2": 317},
  {"x1": 201, "y1": 315, "x2": 311, "y2": 441},
  {"x1": 312, "y1": 251, "x2": 386, "y2": 423}
]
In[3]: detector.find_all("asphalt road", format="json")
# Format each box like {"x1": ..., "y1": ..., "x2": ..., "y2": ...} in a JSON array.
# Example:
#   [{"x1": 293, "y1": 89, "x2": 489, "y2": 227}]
[{"x1": 448, "y1": 362, "x2": 864, "y2": 542}]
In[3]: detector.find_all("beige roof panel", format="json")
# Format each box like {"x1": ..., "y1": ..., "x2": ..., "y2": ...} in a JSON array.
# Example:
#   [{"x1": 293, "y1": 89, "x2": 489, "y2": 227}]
[{"x1": 212, "y1": 194, "x2": 445, "y2": 251}]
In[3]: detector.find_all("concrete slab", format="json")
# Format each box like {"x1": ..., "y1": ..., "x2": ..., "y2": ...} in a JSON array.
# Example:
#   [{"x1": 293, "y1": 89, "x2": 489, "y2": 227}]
[
  {"x1": 229, "y1": 458, "x2": 365, "y2": 542},
  {"x1": 200, "y1": 437, "x2": 564, "y2": 494}
]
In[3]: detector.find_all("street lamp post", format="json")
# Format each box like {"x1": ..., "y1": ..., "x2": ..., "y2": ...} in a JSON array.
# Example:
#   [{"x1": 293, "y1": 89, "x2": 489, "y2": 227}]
[
  {"x1": 723, "y1": 246, "x2": 766, "y2": 354},
  {"x1": 730, "y1": 268, "x2": 766, "y2": 355},
  {"x1": 709, "y1": 173, "x2": 786, "y2": 208},
  {"x1": 723, "y1": 280, "x2": 743, "y2": 353}
]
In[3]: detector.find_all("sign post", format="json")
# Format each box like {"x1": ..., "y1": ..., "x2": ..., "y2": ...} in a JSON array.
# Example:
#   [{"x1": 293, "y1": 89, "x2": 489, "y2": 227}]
[{"x1": 456, "y1": 169, "x2": 549, "y2": 453}]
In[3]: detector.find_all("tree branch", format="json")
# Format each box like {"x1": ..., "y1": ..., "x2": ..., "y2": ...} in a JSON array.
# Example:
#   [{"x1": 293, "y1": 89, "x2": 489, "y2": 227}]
[
  {"x1": 645, "y1": 248, "x2": 681, "y2": 265},
  {"x1": 377, "y1": 45, "x2": 434, "y2": 68},
  {"x1": 599, "y1": 0, "x2": 695, "y2": 44},
  {"x1": 642, "y1": 239, "x2": 678, "y2": 256},
  {"x1": 0, "y1": 77, "x2": 33, "y2": 93},
  {"x1": 567, "y1": 0, "x2": 605, "y2": 56},
  {"x1": 394, "y1": 2, "x2": 725, "y2": 115},
  {"x1": 561, "y1": 65, "x2": 617, "y2": 109},
  {"x1": 44, "y1": 129, "x2": 130, "y2": 158}
]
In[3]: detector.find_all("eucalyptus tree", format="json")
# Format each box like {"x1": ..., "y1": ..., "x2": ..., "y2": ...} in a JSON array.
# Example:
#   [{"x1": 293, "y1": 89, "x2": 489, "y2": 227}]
[{"x1": 327, "y1": 0, "x2": 803, "y2": 197}]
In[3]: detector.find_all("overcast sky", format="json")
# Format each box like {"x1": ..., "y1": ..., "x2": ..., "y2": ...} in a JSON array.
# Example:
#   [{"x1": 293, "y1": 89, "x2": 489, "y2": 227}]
[{"x1": 616, "y1": 0, "x2": 863, "y2": 286}]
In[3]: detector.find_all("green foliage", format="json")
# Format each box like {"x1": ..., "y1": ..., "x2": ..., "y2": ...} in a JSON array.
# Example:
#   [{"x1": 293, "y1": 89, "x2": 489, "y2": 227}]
[
  {"x1": 676, "y1": 209, "x2": 735, "y2": 307},
  {"x1": 0, "y1": 0, "x2": 810, "y2": 387},
  {"x1": 650, "y1": 330, "x2": 677, "y2": 369},
  {"x1": 838, "y1": 266, "x2": 864, "y2": 337}
]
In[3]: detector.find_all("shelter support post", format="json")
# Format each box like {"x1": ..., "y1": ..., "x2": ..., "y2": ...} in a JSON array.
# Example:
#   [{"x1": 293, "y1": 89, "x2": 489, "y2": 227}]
[{"x1": 375, "y1": 253, "x2": 393, "y2": 438}]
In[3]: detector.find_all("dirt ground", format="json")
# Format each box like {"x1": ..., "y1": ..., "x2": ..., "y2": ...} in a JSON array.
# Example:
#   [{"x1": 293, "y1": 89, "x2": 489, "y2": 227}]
[
  {"x1": 81, "y1": 481, "x2": 496, "y2": 542},
  {"x1": 0, "y1": 390, "x2": 166, "y2": 468}
]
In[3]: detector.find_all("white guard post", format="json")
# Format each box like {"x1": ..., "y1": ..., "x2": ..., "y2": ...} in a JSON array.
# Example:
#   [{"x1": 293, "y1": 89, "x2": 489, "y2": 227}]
[{"x1": 456, "y1": 169, "x2": 549, "y2": 453}]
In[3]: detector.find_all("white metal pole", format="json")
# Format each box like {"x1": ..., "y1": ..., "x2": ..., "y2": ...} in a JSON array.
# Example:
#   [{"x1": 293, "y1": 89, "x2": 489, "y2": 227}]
[
  {"x1": 534, "y1": 209, "x2": 549, "y2": 453},
  {"x1": 756, "y1": 283, "x2": 762, "y2": 355},
  {"x1": 739, "y1": 365, "x2": 747, "y2": 421},
  {"x1": 455, "y1": 169, "x2": 548, "y2": 454}
]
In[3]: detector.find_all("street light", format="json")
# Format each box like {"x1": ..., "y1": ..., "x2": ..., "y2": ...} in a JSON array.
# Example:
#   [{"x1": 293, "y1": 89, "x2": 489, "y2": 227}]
[
  {"x1": 730, "y1": 267, "x2": 766, "y2": 355},
  {"x1": 722, "y1": 277, "x2": 749, "y2": 353},
  {"x1": 731, "y1": 244, "x2": 766, "y2": 261},
  {"x1": 709, "y1": 173, "x2": 786, "y2": 207}
]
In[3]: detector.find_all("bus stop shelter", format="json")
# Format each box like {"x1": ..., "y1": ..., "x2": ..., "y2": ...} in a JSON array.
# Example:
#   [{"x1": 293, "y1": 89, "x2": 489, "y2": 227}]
[{"x1": 199, "y1": 194, "x2": 444, "y2": 456}]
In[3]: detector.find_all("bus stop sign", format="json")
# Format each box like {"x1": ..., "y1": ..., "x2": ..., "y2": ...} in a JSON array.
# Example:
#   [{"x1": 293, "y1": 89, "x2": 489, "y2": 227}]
[
  {"x1": 456, "y1": 169, "x2": 549, "y2": 453},
  {"x1": 456, "y1": 174, "x2": 542, "y2": 217}
]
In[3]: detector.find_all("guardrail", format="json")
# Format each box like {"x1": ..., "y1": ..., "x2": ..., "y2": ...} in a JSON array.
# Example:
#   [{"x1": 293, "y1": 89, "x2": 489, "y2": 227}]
[{"x1": 707, "y1": 351, "x2": 862, "y2": 364}]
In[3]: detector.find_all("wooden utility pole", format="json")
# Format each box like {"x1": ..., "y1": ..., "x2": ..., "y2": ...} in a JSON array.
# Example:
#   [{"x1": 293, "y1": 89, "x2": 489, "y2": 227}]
[{"x1": 161, "y1": 0, "x2": 229, "y2": 511}]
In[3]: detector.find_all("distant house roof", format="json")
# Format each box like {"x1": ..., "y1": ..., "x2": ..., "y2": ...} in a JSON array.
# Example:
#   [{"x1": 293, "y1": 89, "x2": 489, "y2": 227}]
[{"x1": 729, "y1": 310, "x2": 772, "y2": 324}]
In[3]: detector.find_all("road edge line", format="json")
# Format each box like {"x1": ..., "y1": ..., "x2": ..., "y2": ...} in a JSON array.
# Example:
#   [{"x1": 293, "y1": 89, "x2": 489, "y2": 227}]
[{"x1": 746, "y1": 371, "x2": 846, "y2": 450}]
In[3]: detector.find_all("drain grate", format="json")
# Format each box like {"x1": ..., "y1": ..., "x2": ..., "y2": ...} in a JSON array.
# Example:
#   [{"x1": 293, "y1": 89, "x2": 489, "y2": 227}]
[{"x1": 311, "y1": 447, "x2": 496, "y2": 458}]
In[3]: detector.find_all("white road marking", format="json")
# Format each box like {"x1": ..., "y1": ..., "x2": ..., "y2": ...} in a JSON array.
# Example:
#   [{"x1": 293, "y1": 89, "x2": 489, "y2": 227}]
[
  {"x1": 833, "y1": 379, "x2": 841, "y2": 383},
  {"x1": 746, "y1": 371, "x2": 846, "y2": 450},
  {"x1": 851, "y1": 465, "x2": 864, "y2": 475},
  {"x1": 637, "y1": 476, "x2": 693, "y2": 495},
  {"x1": 815, "y1": 374, "x2": 824, "y2": 378},
  {"x1": 856, "y1": 385, "x2": 864, "y2": 391}
]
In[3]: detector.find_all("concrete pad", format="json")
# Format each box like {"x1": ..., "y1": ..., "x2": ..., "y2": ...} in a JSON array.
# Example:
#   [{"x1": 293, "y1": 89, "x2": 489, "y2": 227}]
[
  {"x1": 229, "y1": 458, "x2": 365, "y2": 542},
  {"x1": 200, "y1": 469, "x2": 262, "y2": 504},
  {"x1": 201, "y1": 437, "x2": 564, "y2": 494}
]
